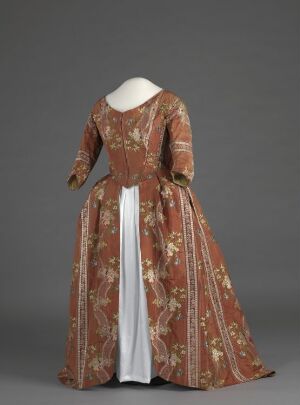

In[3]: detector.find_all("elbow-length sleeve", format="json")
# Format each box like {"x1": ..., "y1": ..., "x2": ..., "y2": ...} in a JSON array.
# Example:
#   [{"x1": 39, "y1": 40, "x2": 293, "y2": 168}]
[
  {"x1": 66, "y1": 109, "x2": 103, "y2": 190},
  {"x1": 165, "y1": 95, "x2": 195, "y2": 187}
]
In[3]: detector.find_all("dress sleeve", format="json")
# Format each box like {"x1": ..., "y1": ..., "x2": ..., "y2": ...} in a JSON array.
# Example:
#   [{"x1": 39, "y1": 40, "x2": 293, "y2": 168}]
[
  {"x1": 166, "y1": 96, "x2": 194, "y2": 187},
  {"x1": 66, "y1": 110, "x2": 103, "y2": 190}
]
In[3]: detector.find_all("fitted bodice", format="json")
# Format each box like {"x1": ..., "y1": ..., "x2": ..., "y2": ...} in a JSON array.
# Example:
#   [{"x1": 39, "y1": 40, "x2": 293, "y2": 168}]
[
  {"x1": 67, "y1": 88, "x2": 194, "y2": 190},
  {"x1": 92, "y1": 89, "x2": 167, "y2": 187}
]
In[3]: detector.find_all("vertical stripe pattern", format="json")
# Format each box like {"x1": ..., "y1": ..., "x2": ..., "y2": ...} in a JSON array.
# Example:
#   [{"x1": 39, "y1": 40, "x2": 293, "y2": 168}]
[
  {"x1": 77, "y1": 197, "x2": 90, "y2": 388},
  {"x1": 179, "y1": 187, "x2": 199, "y2": 386}
]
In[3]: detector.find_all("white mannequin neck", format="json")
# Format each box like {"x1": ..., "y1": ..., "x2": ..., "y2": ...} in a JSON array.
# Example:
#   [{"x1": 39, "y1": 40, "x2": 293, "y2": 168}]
[{"x1": 105, "y1": 77, "x2": 163, "y2": 112}]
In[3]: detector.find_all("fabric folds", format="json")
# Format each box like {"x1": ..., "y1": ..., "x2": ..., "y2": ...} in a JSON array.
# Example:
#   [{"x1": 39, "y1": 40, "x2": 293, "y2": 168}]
[{"x1": 116, "y1": 184, "x2": 157, "y2": 383}]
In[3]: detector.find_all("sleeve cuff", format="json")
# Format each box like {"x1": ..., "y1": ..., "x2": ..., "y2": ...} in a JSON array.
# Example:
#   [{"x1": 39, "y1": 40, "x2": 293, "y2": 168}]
[
  {"x1": 170, "y1": 171, "x2": 191, "y2": 187},
  {"x1": 67, "y1": 174, "x2": 80, "y2": 190}
]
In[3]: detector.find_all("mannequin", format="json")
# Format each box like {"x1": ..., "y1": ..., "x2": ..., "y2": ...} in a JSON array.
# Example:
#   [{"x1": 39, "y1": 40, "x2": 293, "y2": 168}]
[
  {"x1": 105, "y1": 77, "x2": 163, "y2": 112},
  {"x1": 107, "y1": 77, "x2": 167, "y2": 385}
]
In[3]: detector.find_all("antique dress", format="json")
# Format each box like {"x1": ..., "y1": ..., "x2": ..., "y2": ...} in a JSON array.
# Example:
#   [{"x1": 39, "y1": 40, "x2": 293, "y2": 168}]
[{"x1": 57, "y1": 88, "x2": 275, "y2": 390}]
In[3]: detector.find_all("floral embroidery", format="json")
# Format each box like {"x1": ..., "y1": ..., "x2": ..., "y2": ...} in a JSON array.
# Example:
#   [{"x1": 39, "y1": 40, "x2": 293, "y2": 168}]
[
  {"x1": 214, "y1": 263, "x2": 234, "y2": 299},
  {"x1": 228, "y1": 320, "x2": 264, "y2": 365},
  {"x1": 146, "y1": 151, "x2": 161, "y2": 169},
  {"x1": 166, "y1": 98, "x2": 191, "y2": 127},
  {"x1": 160, "y1": 343, "x2": 186, "y2": 367},
  {"x1": 164, "y1": 232, "x2": 183, "y2": 258},
  {"x1": 96, "y1": 256, "x2": 119, "y2": 283},
  {"x1": 125, "y1": 128, "x2": 145, "y2": 151},
  {"x1": 89, "y1": 288, "x2": 111, "y2": 308},
  {"x1": 87, "y1": 233, "x2": 107, "y2": 266},
  {"x1": 158, "y1": 285, "x2": 185, "y2": 304},
  {"x1": 93, "y1": 179, "x2": 108, "y2": 201},
  {"x1": 99, "y1": 198, "x2": 119, "y2": 231},
  {"x1": 102, "y1": 125, "x2": 122, "y2": 150},
  {"x1": 160, "y1": 180, "x2": 177, "y2": 208},
  {"x1": 140, "y1": 199, "x2": 166, "y2": 232}
]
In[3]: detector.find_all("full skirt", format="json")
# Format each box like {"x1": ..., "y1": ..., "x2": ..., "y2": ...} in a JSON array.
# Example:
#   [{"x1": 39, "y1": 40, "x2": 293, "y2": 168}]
[{"x1": 57, "y1": 168, "x2": 275, "y2": 390}]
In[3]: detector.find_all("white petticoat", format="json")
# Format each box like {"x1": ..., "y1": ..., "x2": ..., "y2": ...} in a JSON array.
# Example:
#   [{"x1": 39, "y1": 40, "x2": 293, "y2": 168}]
[{"x1": 115, "y1": 184, "x2": 158, "y2": 383}]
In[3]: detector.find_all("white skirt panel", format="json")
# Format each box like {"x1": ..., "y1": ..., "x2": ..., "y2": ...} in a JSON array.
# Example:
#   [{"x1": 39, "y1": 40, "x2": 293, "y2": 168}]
[{"x1": 115, "y1": 184, "x2": 158, "y2": 383}]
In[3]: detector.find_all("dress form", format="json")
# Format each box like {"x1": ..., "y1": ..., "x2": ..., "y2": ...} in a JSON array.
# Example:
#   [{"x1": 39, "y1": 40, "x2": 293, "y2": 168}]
[{"x1": 105, "y1": 77, "x2": 163, "y2": 112}]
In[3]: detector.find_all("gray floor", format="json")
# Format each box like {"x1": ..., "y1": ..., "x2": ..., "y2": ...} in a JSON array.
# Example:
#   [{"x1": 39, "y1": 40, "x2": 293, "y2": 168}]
[{"x1": 1, "y1": 310, "x2": 299, "y2": 405}]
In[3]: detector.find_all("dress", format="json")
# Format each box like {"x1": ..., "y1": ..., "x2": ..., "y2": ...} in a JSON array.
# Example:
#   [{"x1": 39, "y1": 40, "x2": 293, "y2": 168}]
[{"x1": 57, "y1": 88, "x2": 275, "y2": 390}]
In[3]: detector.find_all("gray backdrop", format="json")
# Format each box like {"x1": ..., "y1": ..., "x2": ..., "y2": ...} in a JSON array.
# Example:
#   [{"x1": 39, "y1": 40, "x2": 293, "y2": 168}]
[{"x1": 0, "y1": 0, "x2": 299, "y2": 404}]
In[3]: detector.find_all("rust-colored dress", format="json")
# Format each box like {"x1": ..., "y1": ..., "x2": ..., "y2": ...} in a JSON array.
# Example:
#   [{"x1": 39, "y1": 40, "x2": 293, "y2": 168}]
[{"x1": 57, "y1": 88, "x2": 275, "y2": 390}]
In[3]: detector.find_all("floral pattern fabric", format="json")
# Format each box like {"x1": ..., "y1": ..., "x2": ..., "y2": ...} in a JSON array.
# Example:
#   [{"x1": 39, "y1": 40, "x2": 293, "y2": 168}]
[{"x1": 57, "y1": 89, "x2": 275, "y2": 390}]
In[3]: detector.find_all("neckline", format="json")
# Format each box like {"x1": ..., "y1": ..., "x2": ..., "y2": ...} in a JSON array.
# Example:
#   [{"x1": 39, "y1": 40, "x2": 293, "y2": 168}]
[{"x1": 104, "y1": 88, "x2": 165, "y2": 114}]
